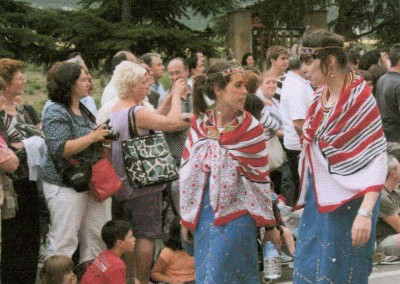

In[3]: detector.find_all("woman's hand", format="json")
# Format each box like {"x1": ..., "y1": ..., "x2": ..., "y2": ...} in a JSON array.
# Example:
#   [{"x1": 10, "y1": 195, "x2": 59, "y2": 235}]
[
  {"x1": 351, "y1": 214, "x2": 372, "y2": 247},
  {"x1": 181, "y1": 223, "x2": 194, "y2": 244},
  {"x1": 262, "y1": 227, "x2": 282, "y2": 249},
  {"x1": 88, "y1": 124, "x2": 109, "y2": 143},
  {"x1": 11, "y1": 142, "x2": 24, "y2": 150}
]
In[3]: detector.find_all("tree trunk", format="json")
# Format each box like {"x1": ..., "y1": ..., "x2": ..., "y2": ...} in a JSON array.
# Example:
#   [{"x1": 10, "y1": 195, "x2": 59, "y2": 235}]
[{"x1": 121, "y1": 0, "x2": 132, "y2": 24}]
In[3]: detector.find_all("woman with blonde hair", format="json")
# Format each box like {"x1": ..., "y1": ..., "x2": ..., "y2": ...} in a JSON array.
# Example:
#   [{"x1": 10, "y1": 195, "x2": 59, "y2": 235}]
[{"x1": 108, "y1": 61, "x2": 189, "y2": 283}]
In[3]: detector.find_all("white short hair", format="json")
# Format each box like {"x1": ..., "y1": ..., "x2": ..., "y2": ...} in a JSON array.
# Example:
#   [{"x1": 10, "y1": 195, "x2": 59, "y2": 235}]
[{"x1": 112, "y1": 61, "x2": 147, "y2": 99}]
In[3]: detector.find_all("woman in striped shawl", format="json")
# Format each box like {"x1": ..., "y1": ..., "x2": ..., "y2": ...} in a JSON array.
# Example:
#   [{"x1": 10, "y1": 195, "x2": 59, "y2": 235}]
[
  {"x1": 293, "y1": 30, "x2": 387, "y2": 283},
  {"x1": 179, "y1": 61, "x2": 279, "y2": 283}
]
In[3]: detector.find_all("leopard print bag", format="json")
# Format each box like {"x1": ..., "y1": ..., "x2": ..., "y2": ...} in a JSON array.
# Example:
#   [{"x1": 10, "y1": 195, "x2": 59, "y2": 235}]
[{"x1": 122, "y1": 107, "x2": 179, "y2": 188}]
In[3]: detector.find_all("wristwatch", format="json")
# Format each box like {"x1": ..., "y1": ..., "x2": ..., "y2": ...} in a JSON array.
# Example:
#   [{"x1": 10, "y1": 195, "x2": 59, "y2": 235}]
[{"x1": 358, "y1": 208, "x2": 373, "y2": 218}]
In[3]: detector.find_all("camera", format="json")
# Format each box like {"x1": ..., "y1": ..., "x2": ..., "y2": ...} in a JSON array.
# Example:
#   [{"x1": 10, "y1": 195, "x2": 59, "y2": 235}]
[{"x1": 103, "y1": 119, "x2": 120, "y2": 141}]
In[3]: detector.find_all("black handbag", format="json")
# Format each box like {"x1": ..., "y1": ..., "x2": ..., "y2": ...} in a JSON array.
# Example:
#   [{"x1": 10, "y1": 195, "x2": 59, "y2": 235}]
[
  {"x1": 9, "y1": 149, "x2": 29, "y2": 181},
  {"x1": 62, "y1": 160, "x2": 92, "y2": 193},
  {"x1": 122, "y1": 106, "x2": 179, "y2": 188}
]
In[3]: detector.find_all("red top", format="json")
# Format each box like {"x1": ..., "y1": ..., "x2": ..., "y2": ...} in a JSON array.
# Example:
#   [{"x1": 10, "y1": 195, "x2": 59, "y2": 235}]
[{"x1": 81, "y1": 250, "x2": 126, "y2": 284}]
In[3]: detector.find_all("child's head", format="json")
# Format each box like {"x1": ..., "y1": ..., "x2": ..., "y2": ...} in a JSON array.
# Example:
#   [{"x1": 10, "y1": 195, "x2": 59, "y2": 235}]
[
  {"x1": 40, "y1": 255, "x2": 76, "y2": 284},
  {"x1": 101, "y1": 220, "x2": 135, "y2": 252},
  {"x1": 165, "y1": 217, "x2": 184, "y2": 251}
]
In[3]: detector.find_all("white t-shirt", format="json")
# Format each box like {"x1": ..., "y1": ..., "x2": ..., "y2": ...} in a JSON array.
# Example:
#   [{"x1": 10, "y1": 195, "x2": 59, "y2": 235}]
[
  {"x1": 280, "y1": 71, "x2": 314, "y2": 151},
  {"x1": 101, "y1": 81, "x2": 118, "y2": 107}
]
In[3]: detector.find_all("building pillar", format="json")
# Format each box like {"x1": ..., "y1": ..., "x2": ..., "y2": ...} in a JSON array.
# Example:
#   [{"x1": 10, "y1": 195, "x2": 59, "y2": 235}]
[{"x1": 226, "y1": 9, "x2": 253, "y2": 63}]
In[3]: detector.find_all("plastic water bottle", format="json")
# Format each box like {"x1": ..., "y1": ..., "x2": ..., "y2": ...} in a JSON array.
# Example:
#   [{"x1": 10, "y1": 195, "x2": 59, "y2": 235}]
[
  {"x1": 277, "y1": 200, "x2": 299, "y2": 237},
  {"x1": 263, "y1": 241, "x2": 282, "y2": 280}
]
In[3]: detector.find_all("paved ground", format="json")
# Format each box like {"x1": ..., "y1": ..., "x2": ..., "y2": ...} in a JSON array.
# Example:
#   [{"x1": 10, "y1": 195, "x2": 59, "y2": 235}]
[{"x1": 270, "y1": 262, "x2": 400, "y2": 284}]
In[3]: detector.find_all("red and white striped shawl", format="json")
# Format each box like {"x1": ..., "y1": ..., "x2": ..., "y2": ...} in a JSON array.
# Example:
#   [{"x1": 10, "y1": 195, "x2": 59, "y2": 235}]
[
  {"x1": 297, "y1": 76, "x2": 387, "y2": 212},
  {"x1": 180, "y1": 110, "x2": 275, "y2": 230}
]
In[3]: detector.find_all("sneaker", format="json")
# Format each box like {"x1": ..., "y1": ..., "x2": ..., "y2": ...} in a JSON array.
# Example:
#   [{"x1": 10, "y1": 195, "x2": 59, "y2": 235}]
[{"x1": 281, "y1": 251, "x2": 293, "y2": 263}]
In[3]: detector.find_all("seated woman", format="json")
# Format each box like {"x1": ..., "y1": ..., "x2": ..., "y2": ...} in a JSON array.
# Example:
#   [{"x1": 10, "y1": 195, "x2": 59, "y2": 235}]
[
  {"x1": 0, "y1": 58, "x2": 41, "y2": 284},
  {"x1": 108, "y1": 61, "x2": 189, "y2": 284},
  {"x1": 41, "y1": 62, "x2": 111, "y2": 264},
  {"x1": 151, "y1": 217, "x2": 195, "y2": 284}
]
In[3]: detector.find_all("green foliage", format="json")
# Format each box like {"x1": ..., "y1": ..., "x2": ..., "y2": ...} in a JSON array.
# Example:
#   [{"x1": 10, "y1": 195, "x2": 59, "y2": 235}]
[
  {"x1": 250, "y1": 0, "x2": 400, "y2": 45},
  {"x1": 1, "y1": 0, "x2": 226, "y2": 68}
]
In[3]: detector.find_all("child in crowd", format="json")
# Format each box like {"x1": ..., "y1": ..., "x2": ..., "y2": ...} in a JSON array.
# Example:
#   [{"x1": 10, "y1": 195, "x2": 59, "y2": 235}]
[
  {"x1": 81, "y1": 220, "x2": 136, "y2": 284},
  {"x1": 151, "y1": 218, "x2": 195, "y2": 284},
  {"x1": 39, "y1": 255, "x2": 77, "y2": 284}
]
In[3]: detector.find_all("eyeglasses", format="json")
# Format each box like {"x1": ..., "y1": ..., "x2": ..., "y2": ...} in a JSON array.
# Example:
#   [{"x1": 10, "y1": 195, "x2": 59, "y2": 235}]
[{"x1": 168, "y1": 70, "x2": 184, "y2": 77}]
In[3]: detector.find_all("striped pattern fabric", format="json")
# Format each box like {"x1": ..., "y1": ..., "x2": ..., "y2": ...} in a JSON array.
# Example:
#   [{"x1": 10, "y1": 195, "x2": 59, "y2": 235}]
[
  {"x1": 297, "y1": 76, "x2": 387, "y2": 212},
  {"x1": 180, "y1": 109, "x2": 275, "y2": 229},
  {"x1": 302, "y1": 76, "x2": 386, "y2": 176},
  {"x1": 181, "y1": 110, "x2": 270, "y2": 182},
  {"x1": 273, "y1": 73, "x2": 287, "y2": 102},
  {"x1": 259, "y1": 108, "x2": 280, "y2": 141}
]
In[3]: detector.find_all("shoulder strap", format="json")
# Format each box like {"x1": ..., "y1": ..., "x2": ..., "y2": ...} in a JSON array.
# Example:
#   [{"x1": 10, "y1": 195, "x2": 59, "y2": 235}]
[
  {"x1": 127, "y1": 106, "x2": 155, "y2": 138},
  {"x1": 128, "y1": 106, "x2": 139, "y2": 138}
]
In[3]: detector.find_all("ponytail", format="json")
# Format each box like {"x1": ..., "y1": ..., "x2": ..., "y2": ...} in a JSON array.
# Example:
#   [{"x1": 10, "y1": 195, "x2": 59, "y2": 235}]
[{"x1": 192, "y1": 74, "x2": 209, "y2": 115}]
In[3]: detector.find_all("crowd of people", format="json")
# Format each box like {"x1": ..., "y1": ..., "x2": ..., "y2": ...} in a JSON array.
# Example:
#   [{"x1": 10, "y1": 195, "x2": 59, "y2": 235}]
[{"x1": 0, "y1": 28, "x2": 400, "y2": 284}]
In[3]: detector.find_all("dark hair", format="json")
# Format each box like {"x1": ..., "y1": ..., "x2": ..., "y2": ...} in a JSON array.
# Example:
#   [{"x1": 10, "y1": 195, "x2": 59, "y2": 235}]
[
  {"x1": 369, "y1": 64, "x2": 387, "y2": 88},
  {"x1": 389, "y1": 43, "x2": 400, "y2": 68},
  {"x1": 244, "y1": 93, "x2": 264, "y2": 120},
  {"x1": 0, "y1": 58, "x2": 24, "y2": 84},
  {"x1": 47, "y1": 62, "x2": 82, "y2": 107},
  {"x1": 140, "y1": 52, "x2": 161, "y2": 67},
  {"x1": 187, "y1": 55, "x2": 199, "y2": 74},
  {"x1": 111, "y1": 52, "x2": 128, "y2": 71},
  {"x1": 40, "y1": 255, "x2": 74, "y2": 284},
  {"x1": 356, "y1": 69, "x2": 372, "y2": 82},
  {"x1": 101, "y1": 220, "x2": 132, "y2": 249},
  {"x1": 192, "y1": 61, "x2": 237, "y2": 115},
  {"x1": 164, "y1": 217, "x2": 183, "y2": 251},
  {"x1": 245, "y1": 70, "x2": 259, "y2": 94},
  {"x1": 346, "y1": 50, "x2": 360, "y2": 66},
  {"x1": 288, "y1": 57, "x2": 301, "y2": 70},
  {"x1": 358, "y1": 50, "x2": 380, "y2": 71},
  {"x1": 301, "y1": 29, "x2": 347, "y2": 75},
  {"x1": 241, "y1": 52, "x2": 253, "y2": 66}
]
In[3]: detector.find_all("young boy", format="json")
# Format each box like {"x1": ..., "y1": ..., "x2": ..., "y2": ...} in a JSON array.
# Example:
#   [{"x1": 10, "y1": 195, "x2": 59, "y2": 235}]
[{"x1": 81, "y1": 220, "x2": 135, "y2": 284}]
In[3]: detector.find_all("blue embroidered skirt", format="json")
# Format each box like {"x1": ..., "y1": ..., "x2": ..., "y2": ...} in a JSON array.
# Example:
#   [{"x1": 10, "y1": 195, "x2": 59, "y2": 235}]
[
  {"x1": 194, "y1": 178, "x2": 259, "y2": 283},
  {"x1": 293, "y1": 172, "x2": 380, "y2": 284}
]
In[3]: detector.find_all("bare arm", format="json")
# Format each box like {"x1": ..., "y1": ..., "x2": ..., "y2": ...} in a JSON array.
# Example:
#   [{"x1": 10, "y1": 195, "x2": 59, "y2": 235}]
[
  {"x1": 383, "y1": 214, "x2": 400, "y2": 233},
  {"x1": 63, "y1": 125, "x2": 109, "y2": 158},
  {"x1": 293, "y1": 119, "x2": 305, "y2": 137},
  {"x1": 351, "y1": 191, "x2": 380, "y2": 247},
  {"x1": 136, "y1": 79, "x2": 190, "y2": 132},
  {"x1": 155, "y1": 93, "x2": 173, "y2": 116},
  {"x1": 0, "y1": 150, "x2": 19, "y2": 173}
]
